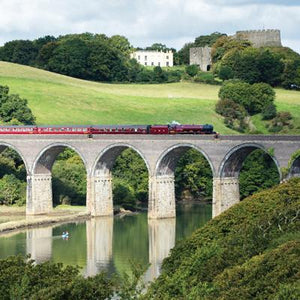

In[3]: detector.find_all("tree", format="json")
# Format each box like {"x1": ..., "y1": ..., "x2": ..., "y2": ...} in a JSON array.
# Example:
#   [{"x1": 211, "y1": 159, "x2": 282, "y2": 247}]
[
  {"x1": 239, "y1": 149, "x2": 280, "y2": 199},
  {"x1": 177, "y1": 42, "x2": 194, "y2": 65},
  {"x1": 0, "y1": 85, "x2": 35, "y2": 124},
  {"x1": 194, "y1": 32, "x2": 226, "y2": 47},
  {"x1": 218, "y1": 80, "x2": 275, "y2": 115},
  {"x1": 47, "y1": 38, "x2": 90, "y2": 79},
  {"x1": 0, "y1": 174, "x2": 26, "y2": 206}
]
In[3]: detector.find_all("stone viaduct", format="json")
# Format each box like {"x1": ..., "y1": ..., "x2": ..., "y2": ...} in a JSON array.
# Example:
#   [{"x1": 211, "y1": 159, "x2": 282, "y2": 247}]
[{"x1": 1, "y1": 134, "x2": 300, "y2": 218}]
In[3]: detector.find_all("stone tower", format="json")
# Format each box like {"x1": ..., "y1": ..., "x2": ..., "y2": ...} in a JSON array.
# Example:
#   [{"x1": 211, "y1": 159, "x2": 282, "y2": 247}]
[{"x1": 189, "y1": 46, "x2": 212, "y2": 72}]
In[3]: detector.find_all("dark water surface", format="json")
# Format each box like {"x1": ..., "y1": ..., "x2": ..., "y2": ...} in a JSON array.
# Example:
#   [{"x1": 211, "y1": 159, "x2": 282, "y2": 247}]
[{"x1": 0, "y1": 203, "x2": 211, "y2": 280}]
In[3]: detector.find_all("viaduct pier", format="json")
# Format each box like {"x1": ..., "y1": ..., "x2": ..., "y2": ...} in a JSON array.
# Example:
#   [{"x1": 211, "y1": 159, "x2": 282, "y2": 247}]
[{"x1": 1, "y1": 134, "x2": 299, "y2": 218}]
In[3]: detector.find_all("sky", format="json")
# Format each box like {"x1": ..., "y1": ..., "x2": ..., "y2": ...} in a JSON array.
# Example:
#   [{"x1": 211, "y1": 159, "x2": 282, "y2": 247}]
[{"x1": 0, "y1": 0, "x2": 299, "y2": 53}]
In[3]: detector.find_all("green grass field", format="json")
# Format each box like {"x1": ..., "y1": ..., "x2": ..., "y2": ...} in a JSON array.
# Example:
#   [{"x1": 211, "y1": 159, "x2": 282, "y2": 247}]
[{"x1": 0, "y1": 61, "x2": 299, "y2": 134}]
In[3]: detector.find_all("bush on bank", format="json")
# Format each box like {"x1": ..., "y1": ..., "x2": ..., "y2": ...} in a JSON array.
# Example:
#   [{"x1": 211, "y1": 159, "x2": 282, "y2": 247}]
[{"x1": 144, "y1": 178, "x2": 300, "y2": 299}]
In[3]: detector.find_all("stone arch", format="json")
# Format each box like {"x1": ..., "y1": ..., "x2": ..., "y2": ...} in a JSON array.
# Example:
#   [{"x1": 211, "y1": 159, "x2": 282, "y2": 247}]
[
  {"x1": 289, "y1": 154, "x2": 300, "y2": 178},
  {"x1": 155, "y1": 143, "x2": 214, "y2": 177},
  {"x1": 219, "y1": 143, "x2": 281, "y2": 179},
  {"x1": 27, "y1": 143, "x2": 88, "y2": 215},
  {"x1": 150, "y1": 144, "x2": 214, "y2": 219},
  {"x1": 93, "y1": 143, "x2": 150, "y2": 176},
  {"x1": 32, "y1": 142, "x2": 88, "y2": 175},
  {"x1": 90, "y1": 143, "x2": 150, "y2": 217},
  {"x1": 0, "y1": 142, "x2": 29, "y2": 174}
]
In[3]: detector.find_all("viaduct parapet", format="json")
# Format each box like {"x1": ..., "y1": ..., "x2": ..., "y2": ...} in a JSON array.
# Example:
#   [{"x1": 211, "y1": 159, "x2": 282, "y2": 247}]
[{"x1": 1, "y1": 134, "x2": 299, "y2": 219}]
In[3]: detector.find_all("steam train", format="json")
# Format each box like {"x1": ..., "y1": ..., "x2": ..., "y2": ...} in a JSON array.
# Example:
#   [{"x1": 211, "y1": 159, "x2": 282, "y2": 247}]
[{"x1": 0, "y1": 124, "x2": 215, "y2": 135}]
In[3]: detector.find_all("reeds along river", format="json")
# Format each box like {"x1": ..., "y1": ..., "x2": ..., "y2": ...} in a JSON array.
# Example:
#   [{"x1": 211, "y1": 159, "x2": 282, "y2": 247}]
[{"x1": 0, "y1": 203, "x2": 211, "y2": 280}]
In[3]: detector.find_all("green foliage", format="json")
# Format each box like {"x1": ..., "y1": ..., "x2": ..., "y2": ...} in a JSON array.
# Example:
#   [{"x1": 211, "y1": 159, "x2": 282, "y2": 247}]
[
  {"x1": 0, "y1": 33, "x2": 181, "y2": 84},
  {"x1": 268, "y1": 111, "x2": 293, "y2": 133},
  {"x1": 176, "y1": 33, "x2": 226, "y2": 65},
  {"x1": 213, "y1": 241, "x2": 300, "y2": 299},
  {"x1": 0, "y1": 255, "x2": 114, "y2": 300},
  {"x1": 175, "y1": 149, "x2": 213, "y2": 200},
  {"x1": 176, "y1": 42, "x2": 194, "y2": 65},
  {"x1": 194, "y1": 72, "x2": 219, "y2": 85},
  {"x1": 262, "y1": 102, "x2": 277, "y2": 120},
  {"x1": 218, "y1": 65, "x2": 233, "y2": 81},
  {"x1": 239, "y1": 149, "x2": 280, "y2": 199},
  {"x1": 0, "y1": 85, "x2": 35, "y2": 125},
  {"x1": 145, "y1": 178, "x2": 300, "y2": 299},
  {"x1": 185, "y1": 64, "x2": 199, "y2": 77},
  {"x1": 218, "y1": 80, "x2": 275, "y2": 115},
  {"x1": 0, "y1": 174, "x2": 26, "y2": 206},
  {"x1": 52, "y1": 153, "x2": 86, "y2": 206},
  {"x1": 115, "y1": 260, "x2": 149, "y2": 300},
  {"x1": 194, "y1": 32, "x2": 226, "y2": 48},
  {"x1": 212, "y1": 36, "x2": 300, "y2": 88},
  {"x1": 112, "y1": 148, "x2": 148, "y2": 208},
  {"x1": 0, "y1": 40, "x2": 38, "y2": 65}
]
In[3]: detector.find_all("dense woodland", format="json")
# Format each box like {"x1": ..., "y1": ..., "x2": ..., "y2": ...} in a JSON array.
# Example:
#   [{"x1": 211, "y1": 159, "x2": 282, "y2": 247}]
[
  {"x1": 0, "y1": 178, "x2": 299, "y2": 299},
  {"x1": 0, "y1": 32, "x2": 300, "y2": 88}
]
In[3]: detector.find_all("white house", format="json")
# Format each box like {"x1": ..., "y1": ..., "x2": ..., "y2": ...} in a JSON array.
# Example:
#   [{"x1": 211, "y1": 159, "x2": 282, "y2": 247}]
[{"x1": 130, "y1": 50, "x2": 173, "y2": 67}]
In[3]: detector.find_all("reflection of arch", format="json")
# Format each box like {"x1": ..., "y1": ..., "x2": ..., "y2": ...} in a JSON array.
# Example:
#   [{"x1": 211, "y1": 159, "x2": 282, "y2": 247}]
[
  {"x1": 92, "y1": 143, "x2": 150, "y2": 176},
  {"x1": 289, "y1": 156, "x2": 300, "y2": 178},
  {"x1": 219, "y1": 143, "x2": 281, "y2": 179},
  {"x1": 0, "y1": 142, "x2": 29, "y2": 174},
  {"x1": 32, "y1": 143, "x2": 87, "y2": 174},
  {"x1": 155, "y1": 143, "x2": 214, "y2": 176}
]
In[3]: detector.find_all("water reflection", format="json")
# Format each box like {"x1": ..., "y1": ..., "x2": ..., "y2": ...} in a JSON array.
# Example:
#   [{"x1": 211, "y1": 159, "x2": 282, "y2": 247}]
[
  {"x1": 0, "y1": 204, "x2": 212, "y2": 279},
  {"x1": 145, "y1": 218, "x2": 176, "y2": 281},
  {"x1": 26, "y1": 227, "x2": 52, "y2": 263},
  {"x1": 85, "y1": 217, "x2": 113, "y2": 276}
]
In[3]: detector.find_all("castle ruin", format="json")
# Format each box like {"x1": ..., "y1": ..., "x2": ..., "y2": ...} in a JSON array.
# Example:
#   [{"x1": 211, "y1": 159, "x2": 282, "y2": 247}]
[
  {"x1": 190, "y1": 29, "x2": 282, "y2": 71},
  {"x1": 189, "y1": 46, "x2": 212, "y2": 72},
  {"x1": 235, "y1": 29, "x2": 282, "y2": 48}
]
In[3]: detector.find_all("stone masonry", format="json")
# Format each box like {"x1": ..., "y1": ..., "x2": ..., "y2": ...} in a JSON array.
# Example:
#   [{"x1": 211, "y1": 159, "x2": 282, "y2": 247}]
[
  {"x1": 0, "y1": 134, "x2": 299, "y2": 219},
  {"x1": 189, "y1": 46, "x2": 212, "y2": 71},
  {"x1": 235, "y1": 29, "x2": 282, "y2": 48}
]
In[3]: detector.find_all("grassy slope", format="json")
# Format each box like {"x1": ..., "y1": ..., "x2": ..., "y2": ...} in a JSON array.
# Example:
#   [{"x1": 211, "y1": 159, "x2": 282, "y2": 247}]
[{"x1": 1, "y1": 61, "x2": 299, "y2": 134}]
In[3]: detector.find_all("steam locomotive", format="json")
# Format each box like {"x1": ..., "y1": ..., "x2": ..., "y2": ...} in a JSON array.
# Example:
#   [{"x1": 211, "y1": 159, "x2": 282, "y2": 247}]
[{"x1": 0, "y1": 124, "x2": 215, "y2": 135}]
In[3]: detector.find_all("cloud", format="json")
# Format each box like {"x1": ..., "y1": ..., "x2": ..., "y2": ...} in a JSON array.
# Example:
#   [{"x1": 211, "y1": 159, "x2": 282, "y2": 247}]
[{"x1": 0, "y1": 0, "x2": 299, "y2": 53}]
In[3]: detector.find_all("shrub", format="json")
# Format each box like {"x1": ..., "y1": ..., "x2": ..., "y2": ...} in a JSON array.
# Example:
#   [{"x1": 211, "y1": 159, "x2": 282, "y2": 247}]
[
  {"x1": 215, "y1": 98, "x2": 247, "y2": 120},
  {"x1": 185, "y1": 64, "x2": 199, "y2": 77},
  {"x1": 218, "y1": 80, "x2": 275, "y2": 115},
  {"x1": 262, "y1": 103, "x2": 277, "y2": 120},
  {"x1": 269, "y1": 111, "x2": 293, "y2": 133},
  {"x1": 194, "y1": 72, "x2": 218, "y2": 84}
]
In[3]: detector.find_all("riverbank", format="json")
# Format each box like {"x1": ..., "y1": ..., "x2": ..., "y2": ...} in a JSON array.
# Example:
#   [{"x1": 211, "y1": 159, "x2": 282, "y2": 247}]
[{"x1": 0, "y1": 205, "x2": 89, "y2": 234}]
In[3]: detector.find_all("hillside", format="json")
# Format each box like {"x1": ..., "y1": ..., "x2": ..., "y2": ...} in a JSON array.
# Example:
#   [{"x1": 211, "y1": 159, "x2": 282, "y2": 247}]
[
  {"x1": 145, "y1": 178, "x2": 300, "y2": 299},
  {"x1": 0, "y1": 61, "x2": 299, "y2": 134}
]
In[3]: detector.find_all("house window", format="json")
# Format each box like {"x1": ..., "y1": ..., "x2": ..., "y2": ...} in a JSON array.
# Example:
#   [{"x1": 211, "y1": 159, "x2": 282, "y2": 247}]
[
  {"x1": 166, "y1": 62, "x2": 169, "y2": 66},
  {"x1": 138, "y1": 55, "x2": 140, "y2": 60},
  {"x1": 145, "y1": 62, "x2": 147, "y2": 66},
  {"x1": 145, "y1": 55, "x2": 147, "y2": 60},
  {"x1": 158, "y1": 62, "x2": 160, "y2": 66},
  {"x1": 151, "y1": 62, "x2": 154, "y2": 66},
  {"x1": 166, "y1": 56, "x2": 169, "y2": 59}
]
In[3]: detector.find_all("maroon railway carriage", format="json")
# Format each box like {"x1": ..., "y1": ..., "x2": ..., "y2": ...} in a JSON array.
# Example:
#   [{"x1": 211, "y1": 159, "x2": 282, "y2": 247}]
[{"x1": 0, "y1": 124, "x2": 215, "y2": 135}]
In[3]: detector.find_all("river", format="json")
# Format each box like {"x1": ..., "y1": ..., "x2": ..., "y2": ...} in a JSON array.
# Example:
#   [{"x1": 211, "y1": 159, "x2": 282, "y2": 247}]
[{"x1": 0, "y1": 203, "x2": 211, "y2": 280}]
